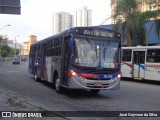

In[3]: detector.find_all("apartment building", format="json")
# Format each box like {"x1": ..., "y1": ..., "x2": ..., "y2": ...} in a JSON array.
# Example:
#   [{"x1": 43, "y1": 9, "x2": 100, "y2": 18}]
[
  {"x1": 74, "y1": 6, "x2": 92, "y2": 27},
  {"x1": 52, "y1": 6, "x2": 92, "y2": 34},
  {"x1": 52, "y1": 12, "x2": 73, "y2": 35},
  {"x1": 23, "y1": 35, "x2": 37, "y2": 56}
]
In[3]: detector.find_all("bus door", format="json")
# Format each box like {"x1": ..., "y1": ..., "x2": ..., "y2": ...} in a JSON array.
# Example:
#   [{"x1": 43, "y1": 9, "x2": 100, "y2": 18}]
[
  {"x1": 61, "y1": 36, "x2": 70, "y2": 86},
  {"x1": 133, "y1": 51, "x2": 145, "y2": 80},
  {"x1": 31, "y1": 46, "x2": 36, "y2": 74},
  {"x1": 41, "y1": 43, "x2": 47, "y2": 79}
]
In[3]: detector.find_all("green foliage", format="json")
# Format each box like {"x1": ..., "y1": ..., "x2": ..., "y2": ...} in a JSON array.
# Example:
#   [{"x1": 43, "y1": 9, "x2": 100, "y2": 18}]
[
  {"x1": 114, "y1": 0, "x2": 138, "y2": 19},
  {"x1": 0, "y1": 44, "x2": 16, "y2": 58},
  {"x1": 0, "y1": 35, "x2": 19, "y2": 58},
  {"x1": 113, "y1": 0, "x2": 160, "y2": 45},
  {"x1": 0, "y1": 35, "x2": 8, "y2": 43}
]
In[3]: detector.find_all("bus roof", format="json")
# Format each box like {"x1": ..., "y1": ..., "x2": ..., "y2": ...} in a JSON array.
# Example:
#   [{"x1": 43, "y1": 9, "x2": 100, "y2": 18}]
[{"x1": 31, "y1": 26, "x2": 121, "y2": 46}]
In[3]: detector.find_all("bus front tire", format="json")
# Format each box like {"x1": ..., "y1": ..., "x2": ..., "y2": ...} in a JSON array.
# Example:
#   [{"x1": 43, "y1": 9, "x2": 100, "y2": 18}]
[
  {"x1": 90, "y1": 89, "x2": 100, "y2": 94},
  {"x1": 55, "y1": 78, "x2": 63, "y2": 93}
]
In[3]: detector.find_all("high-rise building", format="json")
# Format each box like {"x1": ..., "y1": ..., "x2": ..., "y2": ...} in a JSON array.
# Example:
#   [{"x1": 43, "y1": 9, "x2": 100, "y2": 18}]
[
  {"x1": 52, "y1": 12, "x2": 73, "y2": 34},
  {"x1": 74, "y1": 6, "x2": 92, "y2": 27},
  {"x1": 111, "y1": 0, "x2": 160, "y2": 24}
]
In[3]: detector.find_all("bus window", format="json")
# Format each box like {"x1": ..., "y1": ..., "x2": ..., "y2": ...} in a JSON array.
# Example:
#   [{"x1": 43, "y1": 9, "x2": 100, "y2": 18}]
[
  {"x1": 122, "y1": 49, "x2": 132, "y2": 62},
  {"x1": 147, "y1": 49, "x2": 160, "y2": 63},
  {"x1": 133, "y1": 51, "x2": 145, "y2": 64},
  {"x1": 139, "y1": 51, "x2": 145, "y2": 64},
  {"x1": 101, "y1": 41, "x2": 119, "y2": 68},
  {"x1": 71, "y1": 38, "x2": 99, "y2": 67},
  {"x1": 133, "y1": 52, "x2": 139, "y2": 64},
  {"x1": 71, "y1": 38, "x2": 120, "y2": 68}
]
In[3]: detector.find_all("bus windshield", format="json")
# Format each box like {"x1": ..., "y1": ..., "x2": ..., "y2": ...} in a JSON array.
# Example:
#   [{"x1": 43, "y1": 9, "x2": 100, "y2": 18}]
[{"x1": 71, "y1": 38, "x2": 120, "y2": 68}]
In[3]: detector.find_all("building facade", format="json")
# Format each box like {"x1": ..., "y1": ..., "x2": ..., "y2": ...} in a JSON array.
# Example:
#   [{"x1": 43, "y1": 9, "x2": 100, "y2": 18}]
[
  {"x1": 52, "y1": 6, "x2": 92, "y2": 34},
  {"x1": 23, "y1": 35, "x2": 37, "y2": 56},
  {"x1": 74, "y1": 6, "x2": 92, "y2": 27},
  {"x1": 52, "y1": 12, "x2": 73, "y2": 34},
  {"x1": 111, "y1": 0, "x2": 160, "y2": 24}
]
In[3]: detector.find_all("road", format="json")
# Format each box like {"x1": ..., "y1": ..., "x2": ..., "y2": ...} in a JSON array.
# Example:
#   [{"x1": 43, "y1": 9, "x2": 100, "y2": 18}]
[{"x1": 0, "y1": 61, "x2": 160, "y2": 120}]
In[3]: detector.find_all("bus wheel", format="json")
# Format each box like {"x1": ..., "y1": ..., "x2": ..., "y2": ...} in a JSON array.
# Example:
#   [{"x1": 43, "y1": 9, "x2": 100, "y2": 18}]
[
  {"x1": 90, "y1": 89, "x2": 100, "y2": 94},
  {"x1": 55, "y1": 78, "x2": 63, "y2": 93}
]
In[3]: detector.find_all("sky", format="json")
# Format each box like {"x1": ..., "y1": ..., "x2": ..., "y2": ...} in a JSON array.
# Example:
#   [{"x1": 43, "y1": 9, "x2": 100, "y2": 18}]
[{"x1": 0, "y1": 0, "x2": 111, "y2": 44}]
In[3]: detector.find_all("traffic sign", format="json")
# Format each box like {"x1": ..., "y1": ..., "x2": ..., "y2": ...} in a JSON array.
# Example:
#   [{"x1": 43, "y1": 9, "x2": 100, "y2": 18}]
[{"x1": 0, "y1": 0, "x2": 21, "y2": 15}]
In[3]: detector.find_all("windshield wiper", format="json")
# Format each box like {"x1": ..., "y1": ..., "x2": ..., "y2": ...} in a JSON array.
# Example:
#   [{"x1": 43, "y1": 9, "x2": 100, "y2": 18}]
[
  {"x1": 95, "y1": 42, "x2": 98, "y2": 58},
  {"x1": 103, "y1": 43, "x2": 106, "y2": 60}
]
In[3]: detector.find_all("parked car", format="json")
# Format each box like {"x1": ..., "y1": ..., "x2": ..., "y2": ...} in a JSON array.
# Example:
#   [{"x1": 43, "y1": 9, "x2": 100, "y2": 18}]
[
  {"x1": 12, "y1": 57, "x2": 20, "y2": 64},
  {"x1": 21, "y1": 57, "x2": 27, "y2": 61}
]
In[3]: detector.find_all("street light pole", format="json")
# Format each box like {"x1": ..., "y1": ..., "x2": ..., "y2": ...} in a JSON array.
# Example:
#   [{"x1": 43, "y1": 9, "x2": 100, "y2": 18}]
[
  {"x1": 14, "y1": 36, "x2": 19, "y2": 56},
  {"x1": 0, "y1": 24, "x2": 11, "y2": 31}
]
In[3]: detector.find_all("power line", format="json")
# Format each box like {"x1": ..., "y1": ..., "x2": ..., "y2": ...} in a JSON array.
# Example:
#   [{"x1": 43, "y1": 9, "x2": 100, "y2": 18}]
[
  {"x1": 22, "y1": 0, "x2": 29, "y2": 3},
  {"x1": 100, "y1": 16, "x2": 112, "y2": 25}
]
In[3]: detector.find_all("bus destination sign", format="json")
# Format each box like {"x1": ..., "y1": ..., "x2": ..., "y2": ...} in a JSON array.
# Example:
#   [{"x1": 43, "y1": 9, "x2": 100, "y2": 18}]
[{"x1": 74, "y1": 28, "x2": 119, "y2": 38}]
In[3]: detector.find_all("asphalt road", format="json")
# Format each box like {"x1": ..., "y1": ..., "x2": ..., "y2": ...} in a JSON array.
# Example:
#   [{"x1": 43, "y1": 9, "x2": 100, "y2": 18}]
[{"x1": 0, "y1": 61, "x2": 160, "y2": 120}]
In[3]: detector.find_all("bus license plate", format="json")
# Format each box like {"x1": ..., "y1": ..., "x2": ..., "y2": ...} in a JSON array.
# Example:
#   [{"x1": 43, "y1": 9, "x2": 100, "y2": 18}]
[{"x1": 94, "y1": 83, "x2": 103, "y2": 87}]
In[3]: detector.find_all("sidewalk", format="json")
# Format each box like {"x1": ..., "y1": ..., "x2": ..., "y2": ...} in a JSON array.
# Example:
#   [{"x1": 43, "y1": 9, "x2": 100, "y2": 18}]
[
  {"x1": 0, "y1": 87, "x2": 41, "y2": 111},
  {"x1": 0, "y1": 88, "x2": 64, "y2": 120}
]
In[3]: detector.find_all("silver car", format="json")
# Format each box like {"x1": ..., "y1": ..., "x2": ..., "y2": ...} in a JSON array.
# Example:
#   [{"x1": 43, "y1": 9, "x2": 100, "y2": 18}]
[{"x1": 12, "y1": 57, "x2": 20, "y2": 64}]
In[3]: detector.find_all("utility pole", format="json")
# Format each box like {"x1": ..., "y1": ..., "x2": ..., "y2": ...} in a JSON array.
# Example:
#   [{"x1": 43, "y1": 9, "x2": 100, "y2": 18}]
[
  {"x1": 19, "y1": 44, "x2": 22, "y2": 58},
  {"x1": 15, "y1": 37, "x2": 17, "y2": 56}
]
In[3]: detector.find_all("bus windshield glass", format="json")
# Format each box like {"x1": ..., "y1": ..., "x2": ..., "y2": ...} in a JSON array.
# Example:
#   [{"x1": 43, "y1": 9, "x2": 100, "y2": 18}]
[{"x1": 71, "y1": 38, "x2": 120, "y2": 68}]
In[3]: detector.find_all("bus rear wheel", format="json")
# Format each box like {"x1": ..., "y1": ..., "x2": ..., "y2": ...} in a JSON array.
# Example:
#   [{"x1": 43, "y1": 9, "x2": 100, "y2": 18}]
[
  {"x1": 90, "y1": 89, "x2": 100, "y2": 94},
  {"x1": 55, "y1": 78, "x2": 63, "y2": 93}
]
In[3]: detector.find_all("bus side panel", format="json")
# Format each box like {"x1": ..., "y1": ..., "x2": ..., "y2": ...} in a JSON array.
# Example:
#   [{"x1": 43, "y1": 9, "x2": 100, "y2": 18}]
[
  {"x1": 121, "y1": 62, "x2": 132, "y2": 78},
  {"x1": 46, "y1": 57, "x2": 52, "y2": 82},
  {"x1": 145, "y1": 63, "x2": 160, "y2": 81},
  {"x1": 45, "y1": 56, "x2": 62, "y2": 83},
  {"x1": 52, "y1": 57, "x2": 62, "y2": 83}
]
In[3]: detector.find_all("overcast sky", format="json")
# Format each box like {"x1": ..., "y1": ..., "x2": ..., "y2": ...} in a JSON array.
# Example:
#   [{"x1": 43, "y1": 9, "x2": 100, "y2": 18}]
[{"x1": 0, "y1": 0, "x2": 111, "y2": 43}]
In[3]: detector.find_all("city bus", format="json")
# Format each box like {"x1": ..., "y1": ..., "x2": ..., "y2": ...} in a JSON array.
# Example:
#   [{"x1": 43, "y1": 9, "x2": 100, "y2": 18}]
[
  {"x1": 28, "y1": 27, "x2": 121, "y2": 94},
  {"x1": 121, "y1": 45, "x2": 160, "y2": 81}
]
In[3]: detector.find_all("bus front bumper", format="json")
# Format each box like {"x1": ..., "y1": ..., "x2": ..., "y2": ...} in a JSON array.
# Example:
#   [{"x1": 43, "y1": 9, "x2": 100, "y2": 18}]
[{"x1": 67, "y1": 76, "x2": 120, "y2": 90}]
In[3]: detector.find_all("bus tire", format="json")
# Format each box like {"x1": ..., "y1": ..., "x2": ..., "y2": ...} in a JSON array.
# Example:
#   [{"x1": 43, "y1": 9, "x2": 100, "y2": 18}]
[
  {"x1": 90, "y1": 89, "x2": 100, "y2": 94},
  {"x1": 55, "y1": 77, "x2": 63, "y2": 93}
]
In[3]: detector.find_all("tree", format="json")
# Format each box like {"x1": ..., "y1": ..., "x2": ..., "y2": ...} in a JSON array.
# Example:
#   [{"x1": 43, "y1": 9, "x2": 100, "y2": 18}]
[
  {"x1": 0, "y1": 35, "x2": 8, "y2": 45},
  {"x1": 113, "y1": 0, "x2": 139, "y2": 46},
  {"x1": 0, "y1": 35, "x2": 18, "y2": 59},
  {"x1": 113, "y1": 0, "x2": 160, "y2": 46},
  {"x1": 0, "y1": 44, "x2": 15, "y2": 60},
  {"x1": 0, "y1": 45, "x2": 9, "y2": 60}
]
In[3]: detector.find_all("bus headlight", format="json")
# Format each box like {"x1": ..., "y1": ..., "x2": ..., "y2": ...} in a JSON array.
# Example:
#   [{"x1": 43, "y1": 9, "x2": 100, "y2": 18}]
[
  {"x1": 68, "y1": 69, "x2": 85, "y2": 81},
  {"x1": 68, "y1": 70, "x2": 77, "y2": 77},
  {"x1": 117, "y1": 73, "x2": 122, "y2": 79}
]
